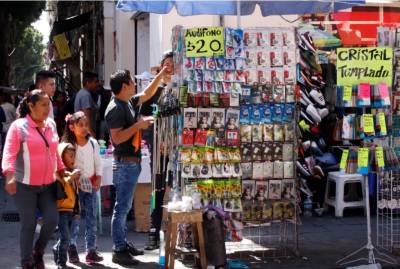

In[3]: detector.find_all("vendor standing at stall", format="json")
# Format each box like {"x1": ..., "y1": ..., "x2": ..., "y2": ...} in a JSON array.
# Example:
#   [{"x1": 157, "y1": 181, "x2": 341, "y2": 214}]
[{"x1": 105, "y1": 66, "x2": 167, "y2": 266}]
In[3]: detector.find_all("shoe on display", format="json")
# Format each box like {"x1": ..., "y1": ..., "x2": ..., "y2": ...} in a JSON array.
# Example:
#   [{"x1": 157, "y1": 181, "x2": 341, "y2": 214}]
[
  {"x1": 68, "y1": 245, "x2": 80, "y2": 264},
  {"x1": 309, "y1": 89, "x2": 326, "y2": 106},
  {"x1": 296, "y1": 160, "x2": 312, "y2": 177},
  {"x1": 126, "y1": 241, "x2": 144, "y2": 256},
  {"x1": 311, "y1": 141, "x2": 323, "y2": 156},
  {"x1": 317, "y1": 137, "x2": 327, "y2": 151},
  {"x1": 85, "y1": 250, "x2": 104, "y2": 264},
  {"x1": 305, "y1": 156, "x2": 316, "y2": 172},
  {"x1": 302, "y1": 140, "x2": 311, "y2": 151},
  {"x1": 306, "y1": 104, "x2": 321, "y2": 123},
  {"x1": 316, "y1": 152, "x2": 338, "y2": 166},
  {"x1": 112, "y1": 249, "x2": 139, "y2": 266},
  {"x1": 301, "y1": 32, "x2": 317, "y2": 52},
  {"x1": 52, "y1": 247, "x2": 58, "y2": 264},
  {"x1": 310, "y1": 125, "x2": 321, "y2": 135},
  {"x1": 299, "y1": 178, "x2": 313, "y2": 197},
  {"x1": 300, "y1": 110, "x2": 315, "y2": 125},
  {"x1": 317, "y1": 108, "x2": 329, "y2": 119}
]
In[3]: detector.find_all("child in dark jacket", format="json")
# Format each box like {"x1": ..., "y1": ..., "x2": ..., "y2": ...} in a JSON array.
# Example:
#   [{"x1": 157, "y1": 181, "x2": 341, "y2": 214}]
[{"x1": 53, "y1": 142, "x2": 81, "y2": 269}]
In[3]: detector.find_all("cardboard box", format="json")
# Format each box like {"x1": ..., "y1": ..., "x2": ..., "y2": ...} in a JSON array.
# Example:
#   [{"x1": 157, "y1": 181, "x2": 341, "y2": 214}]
[{"x1": 134, "y1": 183, "x2": 152, "y2": 232}]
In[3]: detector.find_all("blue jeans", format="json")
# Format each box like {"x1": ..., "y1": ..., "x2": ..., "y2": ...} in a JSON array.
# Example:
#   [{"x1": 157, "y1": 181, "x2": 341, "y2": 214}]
[
  {"x1": 53, "y1": 212, "x2": 72, "y2": 265},
  {"x1": 70, "y1": 189, "x2": 98, "y2": 251},
  {"x1": 111, "y1": 160, "x2": 141, "y2": 251}
]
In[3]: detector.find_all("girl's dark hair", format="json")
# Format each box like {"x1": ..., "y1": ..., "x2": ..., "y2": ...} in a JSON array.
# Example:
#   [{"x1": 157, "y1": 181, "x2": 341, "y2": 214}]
[
  {"x1": 161, "y1": 50, "x2": 173, "y2": 66},
  {"x1": 18, "y1": 89, "x2": 48, "y2": 118},
  {"x1": 61, "y1": 111, "x2": 88, "y2": 145}
]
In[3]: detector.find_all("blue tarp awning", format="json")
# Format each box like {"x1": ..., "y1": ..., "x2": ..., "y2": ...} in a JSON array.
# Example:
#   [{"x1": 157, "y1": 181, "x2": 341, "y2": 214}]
[{"x1": 116, "y1": 0, "x2": 365, "y2": 16}]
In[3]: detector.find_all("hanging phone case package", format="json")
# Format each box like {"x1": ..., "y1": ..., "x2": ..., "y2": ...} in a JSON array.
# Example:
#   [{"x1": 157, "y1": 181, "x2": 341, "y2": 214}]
[
  {"x1": 184, "y1": 57, "x2": 194, "y2": 70},
  {"x1": 241, "y1": 162, "x2": 253, "y2": 179},
  {"x1": 251, "y1": 105, "x2": 263, "y2": 124},
  {"x1": 263, "y1": 124, "x2": 274, "y2": 141},
  {"x1": 194, "y1": 57, "x2": 206, "y2": 70},
  {"x1": 244, "y1": 69, "x2": 258, "y2": 85},
  {"x1": 244, "y1": 30, "x2": 257, "y2": 47},
  {"x1": 240, "y1": 125, "x2": 252, "y2": 143},
  {"x1": 226, "y1": 46, "x2": 236, "y2": 60},
  {"x1": 241, "y1": 143, "x2": 252, "y2": 162},
  {"x1": 284, "y1": 123, "x2": 295, "y2": 141},
  {"x1": 252, "y1": 125, "x2": 263, "y2": 142},
  {"x1": 181, "y1": 163, "x2": 192, "y2": 178},
  {"x1": 252, "y1": 162, "x2": 264, "y2": 179},
  {"x1": 270, "y1": 30, "x2": 283, "y2": 47},
  {"x1": 283, "y1": 104, "x2": 295, "y2": 122},
  {"x1": 272, "y1": 104, "x2": 283, "y2": 123},
  {"x1": 226, "y1": 130, "x2": 240, "y2": 146},
  {"x1": 199, "y1": 164, "x2": 212, "y2": 178},
  {"x1": 273, "y1": 161, "x2": 284, "y2": 178},
  {"x1": 285, "y1": 84, "x2": 296, "y2": 103},
  {"x1": 257, "y1": 50, "x2": 269, "y2": 67},
  {"x1": 282, "y1": 49, "x2": 295, "y2": 66},
  {"x1": 179, "y1": 147, "x2": 192, "y2": 163},
  {"x1": 212, "y1": 164, "x2": 224, "y2": 178},
  {"x1": 283, "y1": 68, "x2": 296, "y2": 84},
  {"x1": 273, "y1": 142, "x2": 283, "y2": 160},
  {"x1": 222, "y1": 163, "x2": 233, "y2": 177},
  {"x1": 262, "y1": 85, "x2": 274, "y2": 103},
  {"x1": 357, "y1": 83, "x2": 371, "y2": 107},
  {"x1": 232, "y1": 163, "x2": 243, "y2": 177},
  {"x1": 268, "y1": 180, "x2": 282, "y2": 200},
  {"x1": 205, "y1": 57, "x2": 216, "y2": 70},
  {"x1": 240, "y1": 86, "x2": 252, "y2": 105},
  {"x1": 183, "y1": 107, "x2": 198, "y2": 128},
  {"x1": 282, "y1": 30, "x2": 295, "y2": 47},
  {"x1": 262, "y1": 142, "x2": 274, "y2": 161},
  {"x1": 204, "y1": 147, "x2": 215, "y2": 163},
  {"x1": 194, "y1": 129, "x2": 208, "y2": 146},
  {"x1": 282, "y1": 143, "x2": 294, "y2": 161},
  {"x1": 271, "y1": 68, "x2": 284, "y2": 85},
  {"x1": 283, "y1": 161, "x2": 294, "y2": 178},
  {"x1": 224, "y1": 59, "x2": 236, "y2": 70},
  {"x1": 270, "y1": 48, "x2": 283, "y2": 67},
  {"x1": 251, "y1": 85, "x2": 262, "y2": 104},
  {"x1": 263, "y1": 161, "x2": 274, "y2": 178},
  {"x1": 257, "y1": 30, "x2": 269, "y2": 47},
  {"x1": 273, "y1": 85, "x2": 285, "y2": 103},
  {"x1": 252, "y1": 142, "x2": 263, "y2": 161},
  {"x1": 240, "y1": 105, "x2": 252, "y2": 124},
  {"x1": 182, "y1": 129, "x2": 194, "y2": 146},
  {"x1": 262, "y1": 104, "x2": 273, "y2": 124},
  {"x1": 191, "y1": 147, "x2": 203, "y2": 164},
  {"x1": 236, "y1": 58, "x2": 246, "y2": 71},
  {"x1": 273, "y1": 124, "x2": 284, "y2": 142}
]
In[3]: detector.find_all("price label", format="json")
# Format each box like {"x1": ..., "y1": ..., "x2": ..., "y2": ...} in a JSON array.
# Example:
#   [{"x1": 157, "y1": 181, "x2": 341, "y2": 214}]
[
  {"x1": 343, "y1": 85, "x2": 352, "y2": 101},
  {"x1": 359, "y1": 83, "x2": 371, "y2": 98},
  {"x1": 185, "y1": 27, "x2": 225, "y2": 57},
  {"x1": 363, "y1": 114, "x2": 374, "y2": 133},
  {"x1": 340, "y1": 149, "x2": 349, "y2": 170},
  {"x1": 376, "y1": 147, "x2": 385, "y2": 168},
  {"x1": 358, "y1": 148, "x2": 369, "y2": 168},
  {"x1": 378, "y1": 112, "x2": 387, "y2": 135}
]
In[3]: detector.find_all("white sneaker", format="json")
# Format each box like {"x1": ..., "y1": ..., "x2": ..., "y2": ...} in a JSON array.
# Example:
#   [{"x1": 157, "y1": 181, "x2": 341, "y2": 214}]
[
  {"x1": 306, "y1": 104, "x2": 321, "y2": 123},
  {"x1": 309, "y1": 89, "x2": 326, "y2": 106},
  {"x1": 317, "y1": 108, "x2": 329, "y2": 119}
]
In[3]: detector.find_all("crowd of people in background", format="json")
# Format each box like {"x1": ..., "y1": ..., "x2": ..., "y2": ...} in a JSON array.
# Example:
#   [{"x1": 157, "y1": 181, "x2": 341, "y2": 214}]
[{"x1": 1, "y1": 51, "x2": 174, "y2": 269}]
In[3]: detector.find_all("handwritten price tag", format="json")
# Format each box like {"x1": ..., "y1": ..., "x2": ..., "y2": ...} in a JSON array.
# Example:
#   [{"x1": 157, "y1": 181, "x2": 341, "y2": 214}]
[
  {"x1": 376, "y1": 147, "x2": 385, "y2": 168},
  {"x1": 378, "y1": 112, "x2": 387, "y2": 135},
  {"x1": 340, "y1": 149, "x2": 349, "y2": 170},
  {"x1": 363, "y1": 114, "x2": 374, "y2": 133},
  {"x1": 185, "y1": 27, "x2": 225, "y2": 57},
  {"x1": 358, "y1": 148, "x2": 369, "y2": 169},
  {"x1": 343, "y1": 85, "x2": 352, "y2": 101}
]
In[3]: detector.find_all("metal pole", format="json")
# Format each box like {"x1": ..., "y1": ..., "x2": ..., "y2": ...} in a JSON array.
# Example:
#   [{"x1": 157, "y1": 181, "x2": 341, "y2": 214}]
[{"x1": 236, "y1": 0, "x2": 241, "y2": 28}]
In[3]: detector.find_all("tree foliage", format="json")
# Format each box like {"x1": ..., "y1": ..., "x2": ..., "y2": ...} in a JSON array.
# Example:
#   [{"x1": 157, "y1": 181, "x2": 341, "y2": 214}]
[
  {"x1": 0, "y1": 1, "x2": 45, "y2": 86},
  {"x1": 12, "y1": 27, "x2": 45, "y2": 88}
]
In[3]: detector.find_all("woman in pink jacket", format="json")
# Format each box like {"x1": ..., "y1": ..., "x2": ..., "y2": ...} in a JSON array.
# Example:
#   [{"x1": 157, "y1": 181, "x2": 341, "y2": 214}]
[{"x1": 2, "y1": 89, "x2": 64, "y2": 269}]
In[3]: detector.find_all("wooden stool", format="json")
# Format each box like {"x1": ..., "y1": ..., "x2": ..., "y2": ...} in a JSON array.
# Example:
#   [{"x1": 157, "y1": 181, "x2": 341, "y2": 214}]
[{"x1": 164, "y1": 210, "x2": 207, "y2": 269}]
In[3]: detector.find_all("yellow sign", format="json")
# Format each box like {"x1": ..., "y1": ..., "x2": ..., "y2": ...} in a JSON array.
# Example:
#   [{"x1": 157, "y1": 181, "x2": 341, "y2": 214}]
[
  {"x1": 340, "y1": 149, "x2": 349, "y2": 170},
  {"x1": 363, "y1": 114, "x2": 374, "y2": 133},
  {"x1": 376, "y1": 147, "x2": 385, "y2": 168},
  {"x1": 378, "y1": 112, "x2": 387, "y2": 135},
  {"x1": 53, "y1": 33, "x2": 71, "y2": 60},
  {"x1": 185, "y1": 27, "x2": 225, "y2": 57},
  {"x1": 358, "y1": 148, "x2": 369, "y2": 168},
  {"x1": 343, "y1": 85, "x2": 352, "y2": 101},
  {"x1": 337, "y1": 47, "x2": 393, "y2": 85}
]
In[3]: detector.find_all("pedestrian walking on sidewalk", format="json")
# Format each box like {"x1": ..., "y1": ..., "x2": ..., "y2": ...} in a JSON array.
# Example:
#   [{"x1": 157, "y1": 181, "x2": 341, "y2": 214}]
[
  {"x1": 2, "y1": 89, "x2": 64, "y2": 269},
  {"x1": 105, "y1": 67, "x2": 167, "y2": 266},
  {"x1": 62, "y1": 111, "x2": 103, "y2": 265}
]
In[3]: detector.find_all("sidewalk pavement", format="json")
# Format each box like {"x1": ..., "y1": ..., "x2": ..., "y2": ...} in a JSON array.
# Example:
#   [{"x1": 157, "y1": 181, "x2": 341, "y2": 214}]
[{"x1": 0, "y1": 206, "x2": 399, "y2": 269}]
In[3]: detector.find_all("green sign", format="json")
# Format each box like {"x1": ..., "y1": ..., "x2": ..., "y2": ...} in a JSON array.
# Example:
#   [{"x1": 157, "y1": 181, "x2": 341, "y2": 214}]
[
  {"x1": 337, "y1": 47, "x2": 393, "y2": 85},
  {"x1": 185, "y1": 27, "x2": 225, "y2": 57}
]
